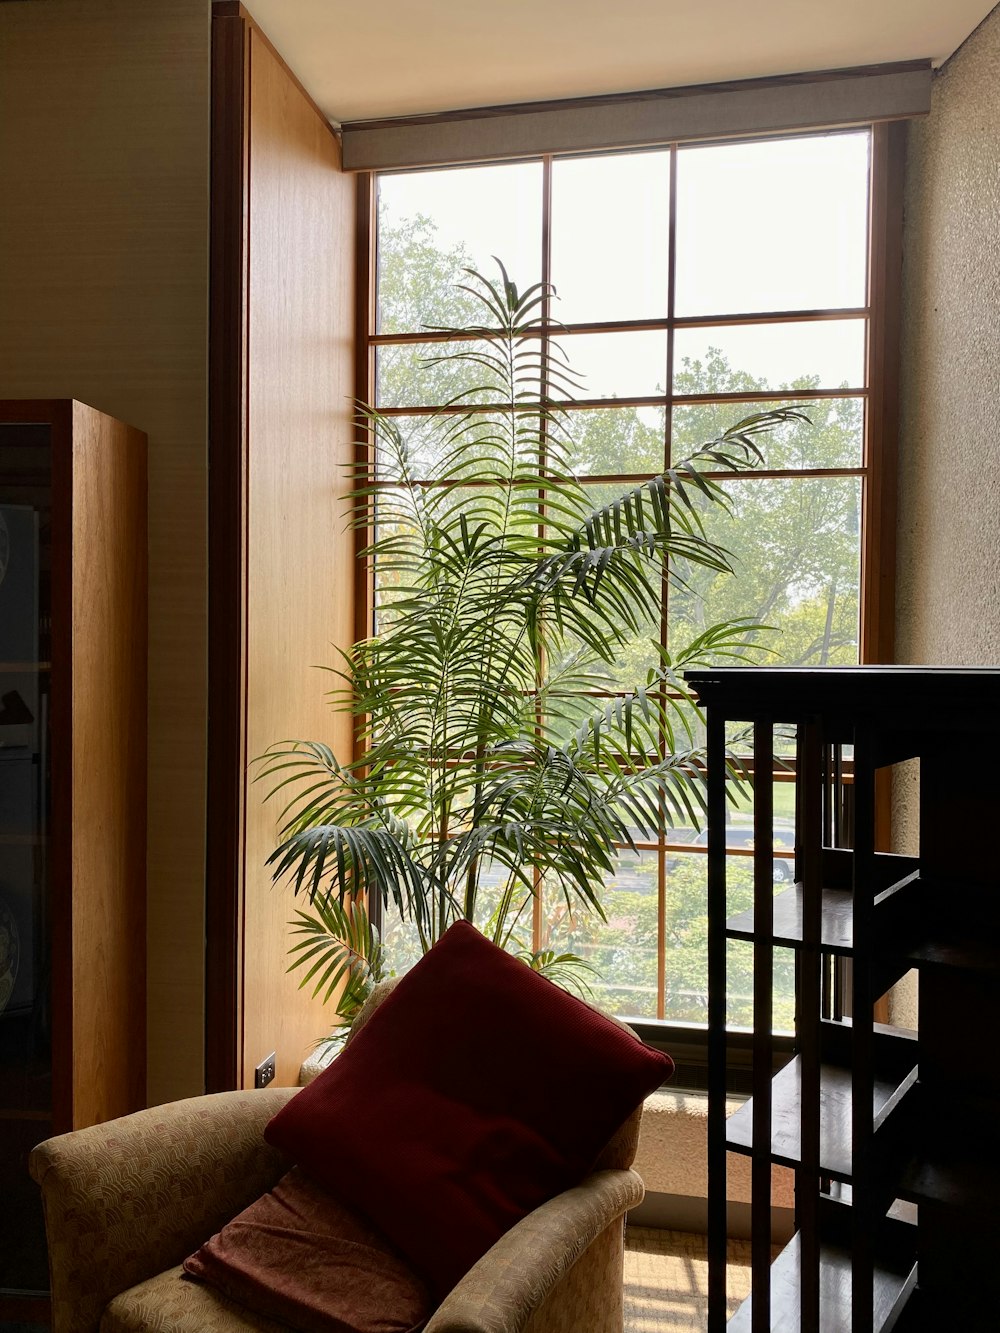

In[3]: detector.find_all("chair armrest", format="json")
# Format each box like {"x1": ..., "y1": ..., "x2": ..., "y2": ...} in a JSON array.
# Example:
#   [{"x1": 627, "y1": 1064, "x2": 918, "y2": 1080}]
[
  {"x1": 424, "y1": 1168, "x2": 644, "y2": 1333},
  {"x1": 29, "y1": 1087, "x2": 298, "y2": 1333}
]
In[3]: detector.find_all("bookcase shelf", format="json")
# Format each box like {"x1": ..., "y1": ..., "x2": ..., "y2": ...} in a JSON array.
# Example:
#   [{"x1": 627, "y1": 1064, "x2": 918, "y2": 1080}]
[{"x1": 689, "y1": 666, "x2": 1000, "y2": 1333}]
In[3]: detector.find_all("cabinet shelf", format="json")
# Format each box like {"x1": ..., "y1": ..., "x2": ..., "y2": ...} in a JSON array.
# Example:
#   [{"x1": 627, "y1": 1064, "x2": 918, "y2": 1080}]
[
  {"x1": 726, "y1": 1047, "x2": 917, "y2": 1181},
  {"x1": 726, "y1": 865, "x2": 919, "y2": 955},
  {"x1": 728, "y1": 1228, "x2": 917, "y2": 1333},
  {"x1": 726, "y1": 884, "x2": 854, "y2": 953}
]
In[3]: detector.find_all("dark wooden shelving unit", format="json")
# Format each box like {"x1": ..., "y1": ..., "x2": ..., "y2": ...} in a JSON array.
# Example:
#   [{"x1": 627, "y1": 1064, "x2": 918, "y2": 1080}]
[{"x1": 689, "y1": 667, "x2": 1000, "y2": 1333}]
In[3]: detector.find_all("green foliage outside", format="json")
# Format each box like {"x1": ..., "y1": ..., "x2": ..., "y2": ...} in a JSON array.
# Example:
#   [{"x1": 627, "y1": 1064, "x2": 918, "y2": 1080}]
[{"x1": 365, "y1": 209, "x2": 861, "y2": 1027}]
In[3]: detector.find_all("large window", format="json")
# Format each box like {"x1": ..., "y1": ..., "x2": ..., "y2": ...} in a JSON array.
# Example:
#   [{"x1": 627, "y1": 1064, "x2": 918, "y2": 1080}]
[{"x1": 362, "y1": 127, "x2": 896, "y2": 1034}]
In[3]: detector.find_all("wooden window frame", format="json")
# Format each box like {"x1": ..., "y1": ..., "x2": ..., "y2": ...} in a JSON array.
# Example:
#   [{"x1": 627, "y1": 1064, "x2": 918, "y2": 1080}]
[{"x1": 353, "y1": 121, "x2": 904, "y2": 1076}]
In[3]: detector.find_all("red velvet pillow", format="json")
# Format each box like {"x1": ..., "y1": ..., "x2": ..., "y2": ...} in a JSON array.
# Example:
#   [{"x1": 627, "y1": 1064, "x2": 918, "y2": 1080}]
[
  {"x1": 183, "y1": 1167, "x2": 432, "y2": 1333},
  {"x1": 265, "y1": 920, "x2": 672, "y2": 1297}
]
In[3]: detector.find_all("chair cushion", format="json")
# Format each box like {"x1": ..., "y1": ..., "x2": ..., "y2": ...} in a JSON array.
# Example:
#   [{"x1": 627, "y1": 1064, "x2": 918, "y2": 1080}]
[
  {"x1": 265, "y1": 919, "x2": 672, "y2": 1296},
  {"x1": 102, "y1": 1264, "x2": 290, "y2": 1333},
  {"x1": 182, "y1": 1168, "x2": 431, "y2": 1333}
]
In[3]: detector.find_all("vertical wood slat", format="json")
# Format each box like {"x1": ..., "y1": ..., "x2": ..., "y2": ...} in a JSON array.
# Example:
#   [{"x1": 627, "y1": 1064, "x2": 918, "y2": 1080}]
[
  {"x1": 706, "y1": 709, "x2": 729, "y2": 1333},
  {"x1": 206, "y1": 8, "x2": 251, "y2": 1094},
  {"x1": 851, "y1": 734, "x2": 877, "y2": 1333},
  {"x1": 751, "y1": 721, "x2": 774, "y2": 1333},
  {"x1": 797, "y1": 719, "x2": 824, "y2": 1329}
]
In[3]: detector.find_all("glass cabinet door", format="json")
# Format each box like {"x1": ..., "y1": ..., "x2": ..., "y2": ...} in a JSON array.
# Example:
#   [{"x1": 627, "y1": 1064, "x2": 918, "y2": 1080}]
[{"x1": 0, "y1": 422, "x2": 52, "y2": 1293}]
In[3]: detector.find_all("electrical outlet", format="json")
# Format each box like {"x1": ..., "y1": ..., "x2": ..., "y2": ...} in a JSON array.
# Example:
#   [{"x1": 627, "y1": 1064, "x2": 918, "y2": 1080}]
[{"x1": 254, "y1": 1051, "x2": 276, "y2": 1088}]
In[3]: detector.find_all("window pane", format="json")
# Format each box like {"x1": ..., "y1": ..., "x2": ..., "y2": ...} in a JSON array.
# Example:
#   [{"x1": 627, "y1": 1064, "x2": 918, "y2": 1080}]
[
  {"x1": 560, "y1": 330, "x2": 669, "y2": 401},
  {"x1": 377, "y1": 162, "x2": 543, "y2": 334},
  {"x1": 674, "y1": 319, "x2": 866, "y2": 395},
  {"x1": 541, "y1": 853, "x2": 661, "y2": 1019},
  {"x1": 372, "y1": 411, "x2": 547, "y2": 482},
  {"x1": 376, "y1": 339, "x2": 491, "y2": 409},
  {"x1": 550, "y1": 151, "x2": 670, "y2": 324},
  {"x1": 562, "y1": 405, "x2": 665, "y2": 477},
  {"x1": 672, "y1": 396, "x2": 863, "y2": 470},
  {"x1": 668, "y1": 475, "x2": 863, "y2": 667},
  {"x1": 675, "y1": 132, "x2": 870, "y2": 317},
  {"x1": 545, "y1": 479, "x2": 663, "y2": 688}
]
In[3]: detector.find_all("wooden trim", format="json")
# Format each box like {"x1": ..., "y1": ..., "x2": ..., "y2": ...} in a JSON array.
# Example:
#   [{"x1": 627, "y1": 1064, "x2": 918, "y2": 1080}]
[
  {"x1": 45, "y1": 400, "x2": 75, "y2": 1135},
  {"x1": 353, "y1": 173, "x2": 375, "y2": 669},
  {"x1": 206, "y1": 9, "x2": 250, "y2": 1094},
  {"x1": 213, "y1": 0, "x2": 339, "y2": 146},
  {"x1": 861, "y1": 120, "x2": 905, "y2": 668}
]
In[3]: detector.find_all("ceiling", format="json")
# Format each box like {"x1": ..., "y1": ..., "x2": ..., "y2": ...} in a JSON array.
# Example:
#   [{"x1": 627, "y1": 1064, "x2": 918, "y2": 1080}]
[{"x1": 245, "y1": 0, "x2": 997, "y2": 125}]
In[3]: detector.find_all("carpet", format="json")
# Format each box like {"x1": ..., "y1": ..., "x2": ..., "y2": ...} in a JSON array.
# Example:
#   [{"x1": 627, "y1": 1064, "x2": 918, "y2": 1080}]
[{"x1": 624, "y1": 1226, "x2": 753, "y2": 1332}]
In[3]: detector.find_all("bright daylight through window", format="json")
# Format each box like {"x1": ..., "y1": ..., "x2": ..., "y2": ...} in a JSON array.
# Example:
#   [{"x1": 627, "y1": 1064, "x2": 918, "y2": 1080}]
[{"x1": 367, "y1": 130, "x2": 876, "y2": 1032}]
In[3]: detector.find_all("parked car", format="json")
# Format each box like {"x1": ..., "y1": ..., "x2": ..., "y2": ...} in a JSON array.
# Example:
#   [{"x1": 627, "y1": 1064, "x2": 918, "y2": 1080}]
[{"x1": 664, "y1": 822, "x2": 795, "y2": 883}]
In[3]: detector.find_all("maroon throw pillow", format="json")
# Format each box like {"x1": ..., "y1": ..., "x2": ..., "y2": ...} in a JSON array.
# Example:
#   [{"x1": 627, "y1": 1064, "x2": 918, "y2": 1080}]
[
  {"x1": 265, "y1": 920, "x2": 672, "y2": 1297},
  {"x1": 183, "y1": 1167, "x2": 432, "y2": 1333}
]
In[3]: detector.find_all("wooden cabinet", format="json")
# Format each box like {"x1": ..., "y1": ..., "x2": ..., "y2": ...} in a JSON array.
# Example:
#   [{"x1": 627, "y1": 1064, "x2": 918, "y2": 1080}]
[
  {"x1": 691, "y1": 667, "x2": 1000, "y2": 1333},
  {"x1": 0, "y1": 400, "x2": 146, "y2": 1294}
]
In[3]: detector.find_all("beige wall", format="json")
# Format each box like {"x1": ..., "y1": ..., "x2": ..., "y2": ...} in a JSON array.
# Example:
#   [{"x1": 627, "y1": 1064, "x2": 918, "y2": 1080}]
[
  {"x1": 893, "y1": 4, "x2": 1000, "y2": 1028},
  {"x1": 0, "y1": 0, "x2": 211, "y2": 1103},
  {"x1": 898, "y1": 5, "x2": 1000, "y2": 667}
]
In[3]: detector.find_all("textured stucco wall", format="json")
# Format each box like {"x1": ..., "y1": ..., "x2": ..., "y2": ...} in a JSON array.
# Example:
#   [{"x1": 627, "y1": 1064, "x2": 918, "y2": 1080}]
[
  {"x1": 894, "y1": 4, "x2": 1000, "y2": 1028},
  {"x1": 898, "y1": 5, "x2": 1000, "y2": 667}
]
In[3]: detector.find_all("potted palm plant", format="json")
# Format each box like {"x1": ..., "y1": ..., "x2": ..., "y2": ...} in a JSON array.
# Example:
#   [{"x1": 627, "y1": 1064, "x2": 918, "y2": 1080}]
[{"x1": 259, "y1": 263, "x2": 804, "y2": 1044}]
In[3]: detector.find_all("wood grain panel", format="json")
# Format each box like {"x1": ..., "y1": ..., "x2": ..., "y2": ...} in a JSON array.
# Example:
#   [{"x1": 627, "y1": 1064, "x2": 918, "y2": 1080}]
[
  {"x1": 239, "y1": 31, "x2": 356, "y2": 1088},
  {"x1": 69, "y1": 402, "x2": 147, "y2": 1126}
]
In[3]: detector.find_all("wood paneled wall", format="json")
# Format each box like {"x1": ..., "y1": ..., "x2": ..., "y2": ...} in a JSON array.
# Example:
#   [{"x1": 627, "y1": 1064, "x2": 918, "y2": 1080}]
[
  {"x1": 208, "y1": 7, "x2": 357, "y2": 1089},
  {"x1": 0, "y1": 0, "x2": 210, "y2": 1105}
]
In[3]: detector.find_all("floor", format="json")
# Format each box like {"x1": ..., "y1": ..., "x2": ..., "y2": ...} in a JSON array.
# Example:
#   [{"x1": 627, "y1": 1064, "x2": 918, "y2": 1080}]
[{"x1": 624, "y1": 1227, "x2": 753, "y2": 1332}]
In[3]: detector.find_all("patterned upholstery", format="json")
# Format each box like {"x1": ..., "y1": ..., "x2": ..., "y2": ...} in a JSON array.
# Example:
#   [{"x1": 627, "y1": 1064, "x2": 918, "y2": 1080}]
[
  {"x1": 101, "y1": 1266, "x2": 290, "y2": 1333},
  {"x1": 30, "y1": 987, "x2": 647, "y2": 1333},
  {"x1": 30, "y1": 1088, "x2": 297, "y2": 1333}
]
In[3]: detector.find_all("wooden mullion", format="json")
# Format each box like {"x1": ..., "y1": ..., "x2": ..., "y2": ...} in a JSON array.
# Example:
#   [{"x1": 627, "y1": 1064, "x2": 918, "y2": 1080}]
[
  {"x1": 374, "y1": 386, "x2": 868, "y2": 417},
  {"x1": 368, "y1": 306, "x2": 872, "y2": 346},
  {"x1": 365, "y1": 465, "x2": 867, "y2": 487},
  {"x1": 532, "y1": 155, "x2": 553, "y2": 956},
  {"x1": 656, "y1": 142, "x2": 677, "y2": 1020}
]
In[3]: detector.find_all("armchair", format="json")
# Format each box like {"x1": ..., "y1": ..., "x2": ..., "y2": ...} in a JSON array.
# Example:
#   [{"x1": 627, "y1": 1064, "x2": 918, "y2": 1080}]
[{"x1": 30, "y1": 984, "x2": 646, "y2": 1333}]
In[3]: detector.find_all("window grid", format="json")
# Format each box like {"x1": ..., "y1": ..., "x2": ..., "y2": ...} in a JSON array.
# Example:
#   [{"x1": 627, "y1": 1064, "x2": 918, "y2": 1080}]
[{"x1": 359, "y1": 124, "x2": 899, "y2": 1032}]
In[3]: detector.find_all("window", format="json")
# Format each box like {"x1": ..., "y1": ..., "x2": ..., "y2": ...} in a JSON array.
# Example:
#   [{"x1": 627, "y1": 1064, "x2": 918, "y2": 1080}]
[{"x1": 360, "y1": 125, "x2": 898, "y2": 1045}]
